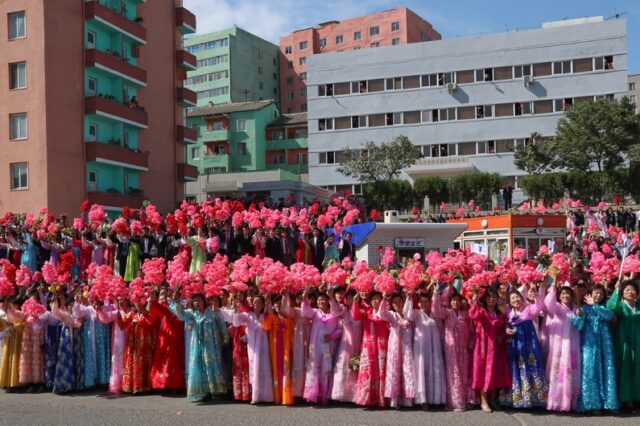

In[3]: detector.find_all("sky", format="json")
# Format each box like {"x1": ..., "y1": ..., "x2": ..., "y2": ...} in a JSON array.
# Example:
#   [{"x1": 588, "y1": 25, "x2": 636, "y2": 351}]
[{"x1": 184, "y1": 0, "x2": 640, "y2": 74}]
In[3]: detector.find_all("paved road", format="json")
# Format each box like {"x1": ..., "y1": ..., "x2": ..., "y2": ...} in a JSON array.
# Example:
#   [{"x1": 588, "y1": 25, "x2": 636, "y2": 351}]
[{"x1": 0, "y1": 390, "x2": 637, "y2": 426}]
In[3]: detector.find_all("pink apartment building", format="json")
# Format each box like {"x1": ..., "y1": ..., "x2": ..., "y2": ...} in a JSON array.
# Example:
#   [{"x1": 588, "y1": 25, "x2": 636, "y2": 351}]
[{"x1": 278, "y1": 7, "x2": 441, "y2": 113}]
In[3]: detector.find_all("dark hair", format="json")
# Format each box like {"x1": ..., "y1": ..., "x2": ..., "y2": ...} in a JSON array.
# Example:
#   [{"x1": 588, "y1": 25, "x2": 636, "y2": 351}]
[
  {"x1": 590, "y1": 284, "x2": 607, "y2": 305},
  {"x1": 480, "y1": 287, "x2": 497, "y2": 302},
  {"x1": 508, "y1": 289, "x2": 523, "y2": 299},
  {"x1": 558, "y1": 285, "x2": 574, "y2": 302},
  {"x1": 620, "y1": 280, "x2": 639, "y2": 296}
]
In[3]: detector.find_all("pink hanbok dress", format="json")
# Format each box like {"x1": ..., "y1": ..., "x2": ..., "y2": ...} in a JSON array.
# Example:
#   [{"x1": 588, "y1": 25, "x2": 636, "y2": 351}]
[{"x1": 329, "y1": 300, "x2": 362, "y2": 402}]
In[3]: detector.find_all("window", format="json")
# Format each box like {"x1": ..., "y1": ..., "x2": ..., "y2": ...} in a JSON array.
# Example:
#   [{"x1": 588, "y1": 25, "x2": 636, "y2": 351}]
[
  {"x1": 369, "y1": 26, "x2": 379, "y2": 36},
  {"x1": 552, "y1": 61, "x2": 572, "y2": 74},
  {"x1": 421, "y1": 74, "x2": 438, "y2": 87},
  {"x1": 300, "y1": 103, "x2": 307, "y2": 112},
  {"x1": 335, "y1": 35, "x2": 343, "y2": 44},
  {"x1": 257, "y1": 51, "x2": 263, "y2": 60},
  {"x1": 351, "y1": 116, "x2": 367, "y2": 128},
  {"x1": 319, "y1": 151, "x2": 336, "y2": 164},
  {"x1": 370, "y1": 42, "x2": 380, "y2": 48},
  {"x1": 299, "y1": 57, "x2": 306, "y2": 66},
  {"x1": 286, "y1": 61, "x2": 293, "y2": 70},
  {"x1": 191, "y1": 147, "x2": 201, "y2": 160},
  {"x1": 9, "y1": 113, "x2": 27, "y2": 140},
  {"x1": 514, "y1": 65, "x2": 532, "y2": 78},
  {"x1": 514, "y1": 101, "x2": 532, "y2": 115},
  {"x1": 215, "y1": 145, "x2": 226, "y2": 155},
  {"x1": 87, "y1": 77, "x2": 97, "y2": 96},
  {"x1": 476, "y1": 68, "x2": 493, "y2": 82},
  {"x1": 87, "y1": 31, "x2": 96, "y2": 48},
  {"x1": 351, "y1": 81, "x2": 367, "y2": 93},
  {"x1": 353, "y1": 31, "x2": 361, "y2": 40},
  {"x1": 299, "y1": 87, "x2": 307, "y2": 96},
  {"x1": 318, "y1": 83, "x2": 333, "y2": 96},
  {"x1": 476, "y1": 105, "x2": 493, "y2": 118},
  {"x1": 296, "y1": 153, "x2": 308, "y2": 164},
  {"x1": 237, "y1": 143, "x2": 247, "y2": 155},
  {"x1": 391, "y1": 21, "x2": 400, "y2": 31},
  {"x1": 258, "y1": 66, "x2": 263, "y2": 74},
  {"x1": 458, "y1": 142, "x2": 476, "y2": 156},
  {"x1": 272, "y1": 154, "x2": 285, "y2": 164},
  {"x1": 286, "y1": 77, "x2": 293, "y2": 85},
  {"x1": 258, "y1": 82, "x2": 264, "y2": 90},
  {"x1": 10, "y1": 163, "x2": 28, "y2": 190},
  {"x1": 236, "y1": 119, "x2": 246, "y2": 132},
  {"x1": 630, "y1": 82, "x2": 637, "y2": 91},
  {"x1": 287, "y1": 92, "x2": 294, "y2": 100},
  {"x1": 88, "y1": 124, "x2": 97, "y2": 141},
  {"x1": 88, "y1": 170, "x2": 98, "y2": 191},
  {"x1": 9, "y1": 62, "x2": 26, "y2": 89},
  {"x1": 392, "y1": 38, "x2": 400, "y2": 46},
  {"x1": 594, "y1": 56, "x2": 614, "y2": 70},
  {"x1": 386, "y1": 77, "x2": 402, "y2": 91},
  {"x1": 385, "y1": 112, "x2": 401, "y2": 125},
  {"x1": 319, "y1": 38, "x2": 327, "y2": 48},
  {"x1": 196, "y1": 54, "x2": 229, "y2": 68},
  {"x1": 299, "y1": 41, "x2": 308, "y2": 50},
  {"x1": 8, "y1": 12, "x2": 26, "y2": 40},
  {"x1": 285, "y1": 46, "x2": 292, "y2": 54},
  {"x1": 555, "y1": 98, "x2": 573, "y2": 111},
  {"x1": 318, "y1": 118, "x2": 333, "y2": 131},
  {"x1": 631, "y1": 95, "x2": 637, "y2": 104},
  {"x1": 420, "y1": 31, "x2": 427, "y2": 41},
  {"x1": 438, "y1": 108, "x2": 456, "y2": 121},
  {"x1": 438, "y1": 72, "x2": 455, "y2": 85}
]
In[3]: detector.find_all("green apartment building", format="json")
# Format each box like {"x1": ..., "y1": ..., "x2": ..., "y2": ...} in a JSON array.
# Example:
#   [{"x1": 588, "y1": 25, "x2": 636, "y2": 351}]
[
  {"x1": 185, "y1": 101, "x2": 325, "y2": 203},
  {"x1": 184, "y1": 27, "x2": 279, "y2": 107}
]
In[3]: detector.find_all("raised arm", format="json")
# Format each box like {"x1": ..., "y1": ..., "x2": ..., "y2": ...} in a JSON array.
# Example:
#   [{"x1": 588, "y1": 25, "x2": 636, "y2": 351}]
[
  {"x1": 543, "y1": 285, "x2": 562, "y2": 316},
  {"x1": 96, "y1": 307, "x2": 117, "y2": 325},
  {"x1": 300, "y1": 300, "x2": 316, "y2": 320},
  {"x1": 403, "y1": 295, "x2": 419, "y2": 322},
  {"x1": 377, "y1": 299, "x2": 396, "y2": 326},
  {"x1": 605, "y1": 290, "x2": 623, "y2": 316}
]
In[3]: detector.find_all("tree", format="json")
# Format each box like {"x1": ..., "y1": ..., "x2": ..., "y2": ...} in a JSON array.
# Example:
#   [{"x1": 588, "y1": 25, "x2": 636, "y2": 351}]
[
  {"x1": 448, "y1": 172, "x2": 502, "y2": 205},
  {"x1": 513, "y1": 132, "x2": 552, "y2": 175},
  {"x1": 363, "y1": 180, "x2": 414, "y2": 211},
  {"x1": 413, "y1": 176, "x2": 448, "y2": 206},
  {"x1": 337, "y1": 135, "x2": 422, "y2": 183},
  {"x1": 519, "y1": 174, "x2": 565, "y2": 204}
]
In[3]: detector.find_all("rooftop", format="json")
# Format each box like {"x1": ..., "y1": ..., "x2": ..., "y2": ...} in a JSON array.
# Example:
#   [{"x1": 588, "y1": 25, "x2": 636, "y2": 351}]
[
  {"x1": 268, "y1": 113, "x2": 308, "y2": 127},
  {"x1": 187, "y1": 100, "x2": 274, "y2": 117}
]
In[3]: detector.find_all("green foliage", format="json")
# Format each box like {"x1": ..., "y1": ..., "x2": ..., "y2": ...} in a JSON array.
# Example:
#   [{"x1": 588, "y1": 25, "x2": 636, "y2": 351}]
[
  {"x1": 337, "y1": 135, "x2": 422, "y2": 183},
  {"x1": 413, "y1": 176, "x2": 448, "y2": 205},
  {"x1": 519, "y1": 174, "x2": 565, "y2": 204},
  {"x1": 363, "y1": 180, "x2": 414, "y2": 211},
  {"x1": 448, "y1": 173, "x2": 502, "y2": 204}
]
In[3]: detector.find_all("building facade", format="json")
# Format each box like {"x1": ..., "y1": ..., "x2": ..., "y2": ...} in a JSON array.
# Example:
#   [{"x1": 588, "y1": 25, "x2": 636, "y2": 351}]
[
  {"x1": 278, "y1": 7, "x2": 440, "y2": 113},
  {"x1": 629, "y1": 74, "x2": 639, "y2": 114},
  {"x1": 185, "y1": 27, "x2": 280, "y2": 107},
  {"x1": 185, "y1": 101, "x2": 320, "y2": 203},
  {"x1": 1, "y1": 0, "x2": 197, "y2": 215},
  {"x1": 306, "y1": 17, "x2": 628, "y2": 198}
]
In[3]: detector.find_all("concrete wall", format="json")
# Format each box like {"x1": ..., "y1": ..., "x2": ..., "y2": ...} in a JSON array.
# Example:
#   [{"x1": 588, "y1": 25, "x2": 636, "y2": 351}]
[{"x1": 306, "y1": 19, "x2": 628, "y2": 188}]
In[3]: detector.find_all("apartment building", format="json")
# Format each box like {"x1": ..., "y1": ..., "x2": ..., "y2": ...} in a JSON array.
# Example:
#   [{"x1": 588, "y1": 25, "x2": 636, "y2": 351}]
[
  {"x1": 629, "y1": 74, "x2": 639, "y2": 113},
  {"x1": 0, "y1": 0, "x2": 197, "y2": 215},
  {"x1": 306, "y1": 17, "x2": 628, "y2": 198},
  {"x1": 184, "y1": 27, "x2": 280, "y2": 107},
  {"x1": 278, "y1": 7, "x2": 440, "y2": 113}
]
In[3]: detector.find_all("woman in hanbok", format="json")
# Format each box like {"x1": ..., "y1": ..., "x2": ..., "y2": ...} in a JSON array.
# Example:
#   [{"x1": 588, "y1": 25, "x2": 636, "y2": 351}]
[
  {"x1": 352, "y1": 292, "x2": 389, "y2": 408},
  {"x1": 330, "y1": 289, "x2": 361, "y2": 402},
  {"x1": 469, "y1": 288, "x2": 511, "y2": 412},
  {"x1": 13, "y1": 296, "x2": 47, "y2": 388},
  {"x1": 543, "y1": 282, "x2": 581, "y2": 412},
  {"x1": 228, "y1": 292, "x2": 250, "y2": 401},
  {"x1": 96, "y1": 295, "x2": 130, "y2": 393},
  {"x1": 572, "y1": 285, "x2": 618, "y2": 412},
  {"x1": 499, "y1": 282, "x2": 549, "y2": 409},
  {"x1": 171, "y1": 291, "x2": 228, "y2": 401},
  {"x1": 51, "y1": 296, "x2": 84, "y2": 394},
  {"x1": 123, "y1": 236, "x2": 141, "y2": 283},
  {"x1": 118, "y1": 295, "x2": 162, "y2": 394},
  {"x1": 0, "y1": 298, "x2": 25, "y2": 390},
  {"x1": 251, "y1": 229, "x2": 266, "y2": 258},
  {"x1": 405, "y1": 290, "x2": 447, "y2": 409},
  {"x1": 41, "y1": 301, "x2": 62, "y2": 390},
  {"x1": 606, "y1": 280, "x2": 640, "y2": 408},
  {"x1": 187, "y1": 228, "x2": 206, "y2": 274},
  {"x1": 222, "y1": 295, "x2": 273, "y2": 404},
  {"x1": 379, "y1": 293, "x2": 416, "y2": 408},
  {"x1": 291, "y1": 291, "x2": 311, "y2": 399},
  {"x1": 432, "y1": 289, "x2": 473, "y2": 411},
  {"x1": 302, "y1": 290, "x2": 340, "y2": 405},
  {"x1": 262, "y1": 293, "x2": 295, "y2": 405},
  {"x1": 73, "y1": 294, "x2": 111, "y2": 388},
  {"x1": 150, "y1": 291, "x2": 185, "y2": 391},
  {"x1": 19, "y1": 232, "x2": 38, "y2": 273},
  {"x1": 90, "y1": 233, "x2": 107, "y2": 266},
  {"x1": 295, "y1": 234, "x2": 313, "y2": 265}
]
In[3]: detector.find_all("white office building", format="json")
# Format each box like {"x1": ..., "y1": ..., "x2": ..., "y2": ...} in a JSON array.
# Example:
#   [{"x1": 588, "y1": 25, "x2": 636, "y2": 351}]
[{"x1": 306, "y1": 17, "x2": 628, "y2": 202}]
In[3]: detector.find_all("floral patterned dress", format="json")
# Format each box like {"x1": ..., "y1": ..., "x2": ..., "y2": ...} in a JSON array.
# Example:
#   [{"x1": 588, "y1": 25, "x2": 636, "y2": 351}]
[
  {"x1": 330, "y1": 300, "x2": 362, "y2": 403},
  {"x1": 379, "y1": 300, "x2": 416, "y2": 408},
  {"x1": 351, "y1": 302, "x2": 389, "y2": 407}
]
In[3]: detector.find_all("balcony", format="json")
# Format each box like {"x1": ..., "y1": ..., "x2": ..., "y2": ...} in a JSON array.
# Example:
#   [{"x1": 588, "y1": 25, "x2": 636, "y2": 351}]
[
  {"x1": 266, "y1": 137, "x2": 308, "y2": 151},
  {"x1": 87, "y1": 191, "x2": 145, "y2": 209},
  {"x1": 176, "y1": 49, "x2": 197, "y2": 71},
  {"x1": 85, "y1": 141, "x2": 149, "y2": 171},
  {"x1": 200, "y1": 128, "x2": 228, "y2": 142},
  {"x1": 85, "y1": 1, "x2": 146, "y2": 45},
  {"x1": 85, "y1": 49, "x2": 147, "y2": 87},
  {"x1": 202, "y1": 154, "x2": 230, "y2": 170},
  {"x1": 177, "y1": 125, "x2": 197, "y2": 144},
  {"x1": 178, "y1": 163, "x2": 198, "y2": 182},
  {"x1": 175, "y1": 7, "x2": 196, "y2": 35},
  {"x1": 405, "y1": 156, "x2": 477, "y2": 178},
  {"x1": 177, "y1": 87, "x2": 197, "y2": 107},
  {"x1": 85, "y1": 96, "x2": 148, "y2": 129}
]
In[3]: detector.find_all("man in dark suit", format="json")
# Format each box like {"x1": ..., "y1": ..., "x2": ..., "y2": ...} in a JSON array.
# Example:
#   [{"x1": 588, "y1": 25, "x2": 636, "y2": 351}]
[
  {"x1": 153, "y1": 226, "x2": 168, "y2": 260},
  {"x1": 235, "y1": 227, "x2": 253, "y2": 257},
  {"x1": 265, "y1": 228, "x2": 281, "y2": 261},
  {"x1": 116, "y1": 236, "x2": 130, "y2": 277},
  {"x1": 140, "y1": 226, "x2": 156, "y2": 262},
  {"x1": 279, "y1": 228, "x2": 295, "y2": 266},
  {"x1": 218, "y1": 222, "x2": 234, "y2": 256},
  {"x1": 310, "y1": 228, "x2": 325, "y2": 271},
  {"x1": 339, "y1": 232, "x2": 355, "y2": 261}
]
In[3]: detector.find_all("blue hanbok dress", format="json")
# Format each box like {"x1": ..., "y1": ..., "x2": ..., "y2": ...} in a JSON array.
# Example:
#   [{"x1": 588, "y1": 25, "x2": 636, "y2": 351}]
[
  {"x1": 42, "y1": 312, "x2": 62, "y2": 390},
  {"x1": 20, "y1": 233, "x2": 38, "y2": 272},
  {"x1": 571, "y1": 303, "x2": 619, "y2": 411}
]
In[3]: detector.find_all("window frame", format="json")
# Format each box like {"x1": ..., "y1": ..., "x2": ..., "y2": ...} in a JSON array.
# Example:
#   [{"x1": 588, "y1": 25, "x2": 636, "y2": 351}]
[
  {"x1": 87, "y1": 30, "x2": 96, "y2": 48},
  {"x1": 391, "y1": 21, "x2": 400, "y2": 32},
  {"x1": 237, "y1": 143, "x2": 248, "y2": 156},
  {"x1": 335, "y1": 35, "x2": 343, "y2": 45},
  {"x1": 299, "y1": 41, "x2": 308, "y2": 50},
  {"x1": 88, "y1": 123, "x2": 98, "y2": 141},
  {"x1": 369, "y1": 26, "x2": 380, "y2": 36},
  {"x1": 9, "y1": 61, "x2": 27, "y2": 90},
  {"x1": 353, "y1": 31, "x2": 362, "y2": 41},
  {"x1": 8, "y1": 11, "x2": 26, "y2": 40},
  {"x1": 9, "y1": 112, "x2": 27, "y2": 140},
  {"x1": 87, "y1": 77, "x2": 98, "y2": 96},
  {"x1": 236, "y1": 119, "x2": 247, "y2": 132},
  {"x1": 10, "y1": 162, "x2": 28, "y2": 190}
]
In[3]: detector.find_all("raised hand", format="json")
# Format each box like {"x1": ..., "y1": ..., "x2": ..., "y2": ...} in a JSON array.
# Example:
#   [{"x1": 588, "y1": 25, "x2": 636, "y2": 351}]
[{"x1": 584, "y1": 294, "x2": 595, "y2": 306}]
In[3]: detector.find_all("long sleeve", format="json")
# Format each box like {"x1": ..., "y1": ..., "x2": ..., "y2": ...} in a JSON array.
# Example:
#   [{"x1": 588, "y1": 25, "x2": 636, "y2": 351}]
[
  {"x1": 169, "y1": 300, "x2": 192, "y2": 322},
  {"x1": 219, "y1": 307, "x2": 236, "y2": 324},
  {"x1": 329, "y1": 299, "x2": 345, "y2": 318},
  {"x1": 403, "y1": 296, "x2": 417, "y2": 321},
  {"x1": 377, "y1": 300, "x2": 396, "y2": 326},
  {"x1": 590, "y1": 303, "x2": 615, "y2": 322},
  {"x1": 300, "y1": 301, "x2": 316, "y2": 320},
  {"x1": 468, "y1": 301, "x2": 486, "y2": 323},
  {"x1": 571, "y1": 309, "x2": 585, "y2": 330},
  {"x1": 520, "y1": 282, "x2": 547, "y2": 321},
  {"x1": 96, "y1": 308, "x2": 117, "y2": 325},
  {"x1": 72, "y1": 303, "x2": 93, "y2": 320},
  {"x1": 262, "y1": 312, "x2": 275, "y2": 331},
  {"x1": 52, "y1": 302, "x2": 81, "y2": 328},
  {"x1": 605, "y1": 290, "x2": 622, "y2": 315},
  {"x1": 544, "y1": 285, "x2": 561, "y2": 316},
  {"x1": 351, "y1": 302, "x2": 367, "y2": 321}
]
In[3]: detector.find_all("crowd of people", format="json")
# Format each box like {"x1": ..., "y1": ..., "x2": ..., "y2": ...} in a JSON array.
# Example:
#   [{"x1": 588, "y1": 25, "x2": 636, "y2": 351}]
[{"x1": 0, "y1": 196, "x2": 640, "y2": 416}]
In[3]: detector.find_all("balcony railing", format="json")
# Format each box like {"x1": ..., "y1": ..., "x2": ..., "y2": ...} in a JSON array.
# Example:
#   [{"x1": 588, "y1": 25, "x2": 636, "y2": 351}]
[
  {"x1": 85, "y1": 96, "x2": 148, "y2": 129},
  {"x1": 85, "y1": 141, "x2": 149, "y2": 171},
  {"x1": 177, "y1": 125, "x2": 197, "y2": 144},
  {"x1": 85, "y1": 49, "x2": 147, "y2": 86},
  {"x1": 87, "y1": 191, "x2": 145, "y2": 208},
  {"x1": 176, "y1": 49, "x2": 197, "y2": 71},
  {"x1": 200, "y1": 129, "x2": 228, "y2": 142},
  {"x1": 177, "y1": 87, "x2": 197, "y2": 107},
  {"x1": 177, "y1": 163, "x2": 198, "y2": 182},
  {"x1": 85, "y1": 1, "x2": 146, "y2": 45},
  {"x1": 176, "y1": 7, "x2": 196, "y2": 34}
]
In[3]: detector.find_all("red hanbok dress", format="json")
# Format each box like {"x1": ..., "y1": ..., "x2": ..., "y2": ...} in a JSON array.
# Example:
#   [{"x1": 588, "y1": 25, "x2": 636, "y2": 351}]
[
  {"x1": 352, "y1": 302, "x2": 389, "y2": 407},
  {"x1": 150, "y1": 302, "x2": 185, "y2": 390},
  {"x1": 229, "y1": 305, "x2": 250, "y2": 401}
]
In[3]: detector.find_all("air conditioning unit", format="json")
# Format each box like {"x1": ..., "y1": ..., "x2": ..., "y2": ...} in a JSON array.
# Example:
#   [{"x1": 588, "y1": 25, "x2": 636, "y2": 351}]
[
  {"x1": 523, "y1": 75, "x2": 534, "y2": 87},
  {"x1": 446, "y1": 82, "x2": 457, "y2": 94},
  {"x1": 384, "y1": 210, "x2": 399, "y2": 223}
]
